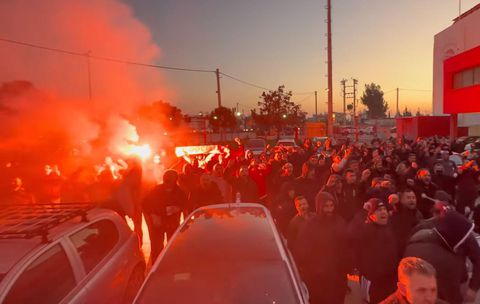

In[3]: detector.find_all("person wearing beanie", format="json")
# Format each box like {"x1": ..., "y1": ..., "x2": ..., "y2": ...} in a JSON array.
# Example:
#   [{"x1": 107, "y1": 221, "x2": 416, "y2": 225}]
[
  {"x1": 405, "y1": 211, "x2": 480, "y2": 304},
  {"x1": 293, "y1": 191, "x2": 349, "y2": 304},
  {"x1": 350, "y1": 198, "x2": 399, "y2": 304}
]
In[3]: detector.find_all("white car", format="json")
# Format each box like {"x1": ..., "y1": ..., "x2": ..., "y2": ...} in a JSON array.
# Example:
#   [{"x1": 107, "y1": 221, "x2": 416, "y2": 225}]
[
  {"x1": 276, "y1": 138, "x2": 298, "y2": 148},
  {"x1": 245, "y1": 138, "x2": 266, "y2": 156},
  {"x1": 134, "y1": 203, "x2": 309, "y2": 303},
  {"x1": 0, "y1": 204, "x2": 145, "y2": 304}
]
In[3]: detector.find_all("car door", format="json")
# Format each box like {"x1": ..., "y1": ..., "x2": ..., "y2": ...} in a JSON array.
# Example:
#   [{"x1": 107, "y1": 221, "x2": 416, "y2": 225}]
[
  {"x1": 65, "y1": 218, "x2": 126, "y2": 304},
  {"x1": 1, "y1": 243, "x2": 86, "y2": 304}
]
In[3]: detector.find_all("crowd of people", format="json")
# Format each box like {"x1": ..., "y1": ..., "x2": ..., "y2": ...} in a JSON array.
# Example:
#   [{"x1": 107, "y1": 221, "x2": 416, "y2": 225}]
[{"x1": 3, "y1": 135, "x2": 480, "y2": 303}]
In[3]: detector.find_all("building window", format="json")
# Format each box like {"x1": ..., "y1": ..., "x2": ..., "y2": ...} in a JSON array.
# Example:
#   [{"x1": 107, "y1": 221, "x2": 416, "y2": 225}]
[
  {"x1": 453, "y1": 65, "x2": 480, "y2": 89},
  {"x1": 475, "y1": 67, "x2": 480, "y2": 85}
]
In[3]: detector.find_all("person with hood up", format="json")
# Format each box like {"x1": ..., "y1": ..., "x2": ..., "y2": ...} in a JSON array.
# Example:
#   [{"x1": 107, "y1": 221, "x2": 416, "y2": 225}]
[
  {"x1": 272, "y1": 182, "x2": 297, "y2": 235},
  {"x1": 350, "y1": 198, "x2": 399, "y2": 304},
  {"x1": 405, "y1": 211, "x2": 480, "y2": 304},
  {"x1": 294, "y1": 192, "x2": 349, "y2": 304}
]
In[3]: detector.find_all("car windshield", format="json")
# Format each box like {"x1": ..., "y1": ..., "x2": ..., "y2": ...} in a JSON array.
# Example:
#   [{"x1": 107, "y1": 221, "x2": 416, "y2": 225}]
[
  {"x1": 246, "y1": 140, "x2": 265, "y2": 149},
  {"x1": 136, "y1": 207, "x2": 300, "y2": 304},
  {"x1": 278, "y1": 141, "x2": 294, "y2": 146}
]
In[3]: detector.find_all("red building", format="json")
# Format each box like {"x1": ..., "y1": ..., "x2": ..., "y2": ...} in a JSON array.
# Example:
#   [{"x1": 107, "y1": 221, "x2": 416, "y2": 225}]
[{"x1": 433, "y1": 4, "x2": 480, "y2": 137}]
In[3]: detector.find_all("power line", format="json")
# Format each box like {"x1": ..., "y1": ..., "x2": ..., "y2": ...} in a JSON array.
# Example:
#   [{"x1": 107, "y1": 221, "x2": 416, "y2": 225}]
[
  {"x1": 219, "y1": 72, "x2": 272, "y2": 91},
  {"x1": 220, "y1": 71, "x2": 315, "y2": 96},
  {"x1": 383, "y1": 89, "x2": 397, "y2": 94},
  {"x1": 0, "y1": 37, "x2": 215, "y2": 73},
  {"x1": 399, "y1": 88, "x2": 432, "y2": 92},
  {"x1": 0, "y1": 37, "x2": 317, "y2": 97},
  {"x1": 296, "y1": 94, "x2": 314, "y2": 103}
]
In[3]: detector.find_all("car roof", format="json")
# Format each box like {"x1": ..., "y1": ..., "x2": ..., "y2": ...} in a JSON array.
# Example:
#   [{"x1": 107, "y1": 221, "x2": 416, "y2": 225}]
[
  {"x1": 136, "y1": 203, "x2": 302, "y2": 303},
  {"x1": 0, "y1": 207, "x2": 120, "y2": 275}
]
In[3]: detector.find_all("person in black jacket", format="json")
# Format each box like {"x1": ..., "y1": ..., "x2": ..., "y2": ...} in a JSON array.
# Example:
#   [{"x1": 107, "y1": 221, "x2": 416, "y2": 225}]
[
  {"x1": 230, "y1": 165, "x2": 260, "y2": 203},
  {"x1": 350, "y1": 198, "x2": 398, "y2": 304},
  {"x1": 390, "y1": 188, "x2": 423, "y2": 256},
  {"x1": 406, "y1": 211, "x2": 480, "y2": 304},
  {"x1": 294, "y1": 162, "x2": 321, "y2": 210},
  {"x1": 286, "y1": 195, "x2": 313, "y2": 251},
  {"x1": 341, "y1": 169, "x2": 361, "y2": 222},
  {"x1": 413, "y1": 168, "x2": 439, "y2": 219},
  {"x1": 188, "y1": 173, "x2": 223, "y2": 210},
  {"x1": 294, "y1": 192, "x2": 349, "y2": 304},
  {"x1": 142, "y1": 169, "x2": 188, "y2": 262}
]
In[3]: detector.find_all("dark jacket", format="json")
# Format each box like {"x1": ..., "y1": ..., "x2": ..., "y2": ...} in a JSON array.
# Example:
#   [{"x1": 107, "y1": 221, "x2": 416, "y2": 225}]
[
  {"x1": 390, "y1": 205, "x2": 423, "y2": 256},
  {"x1": 413, "y1": 181, "x2": 439, "y2": 218},
  {"x1": 286, "y1": 214, "x2": 309, "y2": 252},
  {"x1": 404, "y1": 212, "x2": 476, "y2": 304},
  {"x1": 273, "y1": 194, "x2": 296, "y2": 236},
  {"x1": 142, "y1": 184, "x2": 188, "y2": 222},
  {"x1": 231, "y1": 176, "x2": 260, "y2": 203},
  {"x1": 294, "y1": 192, "x2": 349, "y2": 304},
  {"x1": 341, "y1": 183, "x2": 361, "y2": 222},
  {"x1": 188, "y1": 183, "x2": 223, "y2": 210},
  {"x1": 294, "y1": 176, "x2": 321, "y2": 210},
  {"x1": 349, "y1": 220, "x2": 398, "y2": 303}
]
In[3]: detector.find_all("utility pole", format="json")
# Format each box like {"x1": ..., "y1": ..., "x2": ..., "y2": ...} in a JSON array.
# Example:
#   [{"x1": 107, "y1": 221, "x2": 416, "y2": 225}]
[
  {"x1": 459, "y1": 0, "x2": 462, "y2": 16},
  {"x1": 352, "y1": 79, "x2": 358, "y2": 117},
  {"x1": 86, "y1": 51, "x2": 92, "y2": 102},
  {"x1": 396, "y1": 88, "x2": 400, "y2": 117},
  {"x1": 352, "y1": 78, "x2": 358, "y2": 143},
  {"x1": 315, "y1": 91, "x2": 318, "y2": 121},
  {"x1": 326, "y1": 0, "x2": 334, "y2": 136},
  {"x1": 341, "y1": 79, "x2": 347, "y2": 115},
  {"x1": 215, "y1": 68, "x2": 222, "y2": 108}
]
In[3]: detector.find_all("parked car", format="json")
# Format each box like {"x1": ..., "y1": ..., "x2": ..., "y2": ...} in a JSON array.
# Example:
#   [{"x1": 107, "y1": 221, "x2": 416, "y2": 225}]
[
  {"x1": 245, "y1": 138, "x2": 266, "y2": 156},
  {"x1": 452, "y1": 136, "x2": 480, "y2": 153},
  {"x1": 0, "y1": 204, "x2": 145, "y2": 304},
  {"x1": 390, "y1": 127, "x2": 397, "y2": 138},
  {"x1": 276, "y1": 138, "x2": 298, "y2": 148},
  {"x1": 134, "y1": 203, "x2": 309, "y2": 304}
]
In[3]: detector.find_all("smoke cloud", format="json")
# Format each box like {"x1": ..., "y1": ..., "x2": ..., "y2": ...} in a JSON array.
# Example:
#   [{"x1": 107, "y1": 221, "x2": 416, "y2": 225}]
[{"x1": 0, "y1": 0, "x2": 175, "y2": 178}]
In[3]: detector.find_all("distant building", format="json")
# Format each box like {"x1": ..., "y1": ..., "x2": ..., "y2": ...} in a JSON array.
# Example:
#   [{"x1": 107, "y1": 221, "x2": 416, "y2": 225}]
[{"x1": 433, "y1": 4, "x2": 480, "y2": 134}]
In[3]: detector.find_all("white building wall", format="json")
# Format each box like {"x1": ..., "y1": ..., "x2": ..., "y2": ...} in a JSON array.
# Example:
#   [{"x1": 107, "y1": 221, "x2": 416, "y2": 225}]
[{"x1": 433, "y1": 7, "x2": 480, "y2": 128}]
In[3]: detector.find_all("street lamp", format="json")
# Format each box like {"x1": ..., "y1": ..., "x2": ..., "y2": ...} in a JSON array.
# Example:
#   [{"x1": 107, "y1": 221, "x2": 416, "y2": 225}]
[
  {"x1": 213, "y1": 116, "x2": 218, "y2": 120},
  {"x1": 236, "y1": 112, "x2": 242, "y2": 117},
  {"x1": 282, "y1": 114, "x2": 287, "y2": 119}
]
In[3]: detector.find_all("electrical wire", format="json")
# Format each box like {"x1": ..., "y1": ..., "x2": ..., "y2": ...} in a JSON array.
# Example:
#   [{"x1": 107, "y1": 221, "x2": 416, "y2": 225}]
[
  {"x1": 399, "y1": 88, "x2": 432, "y2": 92},
  {"x1": 1, "y1": 37, "x2": 318, "y2": 96},
  {"x1": 0, "y1": 37, "x2": 215, "y2": 73},
  {"x1": 219, "y1": 72, "x2": 272, "y2": 91},
  {"x1": 220, "y1": 71, "x2": 316, "y2": 96}
]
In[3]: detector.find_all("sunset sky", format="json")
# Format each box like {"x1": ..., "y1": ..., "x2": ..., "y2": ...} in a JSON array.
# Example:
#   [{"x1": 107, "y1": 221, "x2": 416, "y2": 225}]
[
  {"x1": 1, "y1": 0, "x2": 479, "y2": 117},
  {"x1": 128, "y1": 0, "x2": 479, "y2": 116}
]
